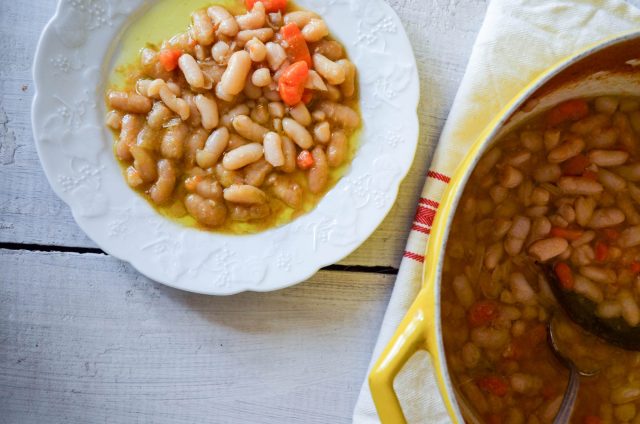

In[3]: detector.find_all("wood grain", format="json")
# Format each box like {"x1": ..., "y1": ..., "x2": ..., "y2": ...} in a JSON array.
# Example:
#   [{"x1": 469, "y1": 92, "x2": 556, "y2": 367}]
[
  {"x1": 0, "y1": 0, "x2": 489, "y2": 267},
  {"x1": 0, "y1": 249, "x2": 394, "y2": 424}
]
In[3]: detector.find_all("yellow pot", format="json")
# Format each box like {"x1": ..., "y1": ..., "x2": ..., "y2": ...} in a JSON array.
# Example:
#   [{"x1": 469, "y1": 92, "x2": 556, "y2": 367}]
[{"x1": 369, "y1": 30, "x2": 640, "y2": 424}]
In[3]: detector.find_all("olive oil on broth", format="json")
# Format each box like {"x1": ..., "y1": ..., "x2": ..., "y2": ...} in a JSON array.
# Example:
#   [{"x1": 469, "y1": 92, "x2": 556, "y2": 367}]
[{"x1": 107, "y1": 0, "x2": 361, "y2": 234}]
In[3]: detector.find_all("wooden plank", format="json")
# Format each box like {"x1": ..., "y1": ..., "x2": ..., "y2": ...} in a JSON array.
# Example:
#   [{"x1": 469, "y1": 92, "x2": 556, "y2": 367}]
[
  {"x1": 0, "y1": 0, "x2": 488, "y2": 267},
  {"x1": 0, "y1": 249, "x2": 394, "y2": 424}
]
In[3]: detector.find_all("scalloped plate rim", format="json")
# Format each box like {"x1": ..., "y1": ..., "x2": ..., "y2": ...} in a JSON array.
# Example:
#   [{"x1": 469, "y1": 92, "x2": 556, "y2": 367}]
[{"x1": 31, "y1": 0, "x2": 420, "y2": 295}]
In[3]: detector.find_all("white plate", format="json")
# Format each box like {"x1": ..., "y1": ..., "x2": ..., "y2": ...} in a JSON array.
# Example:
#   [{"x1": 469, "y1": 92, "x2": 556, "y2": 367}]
[{"x1": 32, "y1": 0, "x2": 420, "y2": 295}]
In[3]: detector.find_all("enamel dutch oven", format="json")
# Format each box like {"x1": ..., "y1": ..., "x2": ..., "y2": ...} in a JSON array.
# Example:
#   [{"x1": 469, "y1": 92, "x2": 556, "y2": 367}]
[{"x1": 369, "y1": 30, "x2": 640, "y2": 424}]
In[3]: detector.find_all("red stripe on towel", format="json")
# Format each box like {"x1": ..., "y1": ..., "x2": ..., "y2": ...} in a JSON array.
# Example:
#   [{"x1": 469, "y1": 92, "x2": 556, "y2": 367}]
[
  {"x1": 403, "y1": 251, "x2": 425, "y2": 263},
  {"x1": 427, "y1": 170, "x2": 451, "y2": 183}
]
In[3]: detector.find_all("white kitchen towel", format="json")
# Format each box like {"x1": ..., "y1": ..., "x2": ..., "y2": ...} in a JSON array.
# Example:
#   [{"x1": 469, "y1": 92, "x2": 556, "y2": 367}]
[{"x1": 353, "y1": 0, "x2": 640, "y2": 422}]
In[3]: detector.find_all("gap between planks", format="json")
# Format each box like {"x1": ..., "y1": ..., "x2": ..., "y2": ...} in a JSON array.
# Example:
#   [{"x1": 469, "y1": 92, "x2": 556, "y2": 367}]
[{"x1": 0, "y1": 242, "x2": 399, "y2": 275}]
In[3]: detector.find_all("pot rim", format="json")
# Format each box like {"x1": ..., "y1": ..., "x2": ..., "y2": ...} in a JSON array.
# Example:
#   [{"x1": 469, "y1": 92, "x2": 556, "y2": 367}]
[{"x1": 425, "y1": 29, "x2": 640, "y2": 423}]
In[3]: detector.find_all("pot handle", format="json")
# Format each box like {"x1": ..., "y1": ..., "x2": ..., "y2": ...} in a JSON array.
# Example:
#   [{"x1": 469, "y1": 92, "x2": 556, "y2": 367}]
[
  {"x1": 369, "y1": 289, "x2": 460, "y2": 424},
  {"x1": 368, "y1": 289, "x2": 429, "y2": 423}
]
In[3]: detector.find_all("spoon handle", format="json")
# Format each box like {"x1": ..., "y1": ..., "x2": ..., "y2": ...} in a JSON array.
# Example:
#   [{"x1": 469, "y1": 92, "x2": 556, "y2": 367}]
[{"x1": 553, "y1": 364, "x2": 580, "y2": 424}]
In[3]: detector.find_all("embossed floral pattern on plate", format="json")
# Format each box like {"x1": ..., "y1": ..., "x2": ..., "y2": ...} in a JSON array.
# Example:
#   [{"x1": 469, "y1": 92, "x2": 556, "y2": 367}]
[{"x1": 32, "y1": 0, "x2": 420, "y2": 295}]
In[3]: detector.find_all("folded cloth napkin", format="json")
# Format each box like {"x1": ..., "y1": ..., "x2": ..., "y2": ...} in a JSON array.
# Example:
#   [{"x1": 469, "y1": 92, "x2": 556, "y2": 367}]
[{"x1": 353, "y1": 0, "x2": 640, "y2": 422}]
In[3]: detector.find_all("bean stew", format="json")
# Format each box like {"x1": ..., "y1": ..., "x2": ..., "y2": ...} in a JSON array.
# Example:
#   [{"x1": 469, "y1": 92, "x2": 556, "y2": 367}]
[
  {"x1": 105, "y1": 0, "x2": 360, "y2": 234},
  {"x1": 443, "y1": 96, "x2": 640, "y2": 423}
]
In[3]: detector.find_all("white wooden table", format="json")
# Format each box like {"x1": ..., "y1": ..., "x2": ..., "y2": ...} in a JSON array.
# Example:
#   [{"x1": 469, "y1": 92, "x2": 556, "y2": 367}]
[{"x1": 0, "y1": 1, "x2": 490, "y2": 422}]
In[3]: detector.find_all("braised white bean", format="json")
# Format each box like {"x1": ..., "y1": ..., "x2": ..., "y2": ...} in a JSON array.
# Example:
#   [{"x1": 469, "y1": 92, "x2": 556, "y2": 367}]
[
  {"x1": 222, "y1": 142, "x2": 264, "y2": 170},
  {"x1": 106, "y1": 1, "x2": 360, "y2": 232}
]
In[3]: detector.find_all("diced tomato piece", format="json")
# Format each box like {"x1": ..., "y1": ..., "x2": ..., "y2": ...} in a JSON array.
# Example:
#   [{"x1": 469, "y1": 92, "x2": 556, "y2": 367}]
[
  {"x1": 542, "y1": 385, "x2": 556, "y2": 400},
  {"x1": 529, "y1": 323, "x2": 547, "y2": 346},
  {"x1": 297, "y1": 150, "x2": 314, "y2": 170},
  {"x1": 547, "y1": 99, "x2": 590, "y2": 126},
  {"x1": 158, "y1": 48, "x2": 182, "y2": 72},
  {"x1": 477, "y1": 376, "x2": 509, "y2": 397},
  {"x1": 603, "y1": 228, "x2": 620, "y2": 240},
  {"x1": 246, "y1": 0, "x2": 287, "y2": 12},
  {"x1": 278, "y1": 61, "x2": 309, "y2": 106},
  {"x1": 486, "y1": 414, "x2": 503, "y2": 424},
  {"x1": 468, "y1": 300, "x2": 500, "y2": 328},
  {"x1": 550, "y1": 226, "x2": 583, "y2": 241},
  {"x1": 502, "y1": 340, "x2": 524, "y2": 360},
  {"x1": 561, "y1": 154, "x2": 590, "y2": 176},
  {"x1": 280, "y1": 23, "x2": 312, "y2": 67},
  {"x1": 595, "y1": 241, "x2": 609, "y2": 262},
  {"x1": 555, "y1": 262, "x2": 574, "y2": 290},
  {"x1": 631, "y1": 261, "x2": 640, "y2": 274},
  {"x1": 584, "y1": 416, "x2": 603, "y2": 424},
  {"x1": 582, "y1": 169, "x2": 598, "y2": 181},
  {"x1": 301, "y1": 89, "x2": 313, "y2": 104}
]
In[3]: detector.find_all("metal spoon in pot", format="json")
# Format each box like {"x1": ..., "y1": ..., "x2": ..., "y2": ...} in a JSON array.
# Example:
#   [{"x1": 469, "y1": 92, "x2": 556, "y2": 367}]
[
  {"x1": 542, "y1": 263, "x2": 640, "y2": 351},
  {"x1": 547, "y1": 314, "x2": 600, "y2": 424}
]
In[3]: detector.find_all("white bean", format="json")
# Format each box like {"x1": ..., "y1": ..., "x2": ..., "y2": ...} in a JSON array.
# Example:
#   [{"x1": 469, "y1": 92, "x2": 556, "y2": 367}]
[
  {"x1": 337, "y1": 59, "x2": 356, "y2": 98},
  {"x1": 223, "y1": 142, "x2": 264, "y2": 170},
  {"x1": 194, "y1": 95, "x2": 218, "y2": 130},
  {"x1": 251, "y1": 68, "x2": 272, "y2": 87},
  {"x1": 211, "y1": 41, "x2": 231, "y2": 65},
  {"x1": 266, "y1": 102, "x2": 284, "y2": 119},
  {"x1": 236, "y1": 28, "x2": 274, "y2": 46},
  {"x1": 595, "y1": 96, "x2": 619, "y2": 114},
  {"x1": 232, "y1": 115, "x2": 269, "y2": 143},
  {"x1": 547, "y1": 137, "x2": 585, "y2": 163},
  {"x1": 308, "y1": 146, "x2": 329, "y2": 193},
  {"x1": 500, "y1": 165, "x2": 523, "y2": 188},
  {"x1": 279, "y1": 136, "x2": 297, "y2": 173},
  {"x1": 263, "y1": 132, "x2": 285, "y2": 167},
  {"x1": 236, "y1": 1, "x2": 265, "y2": 30},
  {"x1": 289, "y1": 103, "x2": 312, "y2": 126},
  {"x1": 221, "y1": 104, "x2": 251, "y2": 128},
  {"x1": 316, "y1": 101, "x2": 360, "y2": 129},
  {"x1": 509, "y1": 273, "x2": 536, "y2": 305},
  {"x1": 580, "y1": 266, "x2": 617, "y2": 284},
  {"x1": 305, "y1": 70, "x2": 328, "y2": 91},
  {"x1": 178, "y1": 54, "x2": 205, "y2": 89},
  {"x1": 284, "y1": 10, "x2": 317, "y2": 27},
  {"x1": 327, "y1": 130, "x2": 347, "y2": 167},
  {"x1": 313, "y1": 121, "x2": 331, "y2": 144},
  {"x1": 196, "y1": 127, "x2": 229, "y2": 168},
  {"x1": 619, "y1": 226, "x2": 640, "y2": 248},
  {"x1": 620, "y1": 290, "x2": 640, "y2": 326},
  {"x1": 452, "y1": 274, "x2": 475, "y2": 308},
  {"x1": 223, "y1": 184, "x2": 267, "y2": 204},
  {"x1": 116, "y1": 114, "x2": 144, "y2": 161},
  {"x1": 587, "y1": 208, "x2": 625, "y2": 228},
  {"x1": 313, "y1": 53, "x2": 345, "y2": 85},
  {"x1": 245, "y1": 37, "x2": 267, "y2": 62},
  {"x1": 129, "y1": 145, "x2": 157, "y2": 183},
  {"x1": 185, "y1": 194, "x2": 227, "y2": 227},
  {"x1": 574, "y1": 275, "x2": 604, "y2": 303},
  {"x1": 265, "y1": 42, "x2": 287, "y2": 71},
  {"x1": 219, "y1": 51, "x2": 252, "y2": 96},
  {"x1": 558, "y1": 176, "x2": 603, "y2": 195},
  {"x1": 589, "y1": 149, "x2": 629, "y2": 167},
  {"x1": 282, "y1": 117, "x2": 313, "y2": 149},
  {"x1": 149, "y1": 159, "x2": 176, "y2": 205},
  {"x1": 160, "y1": 121, "x2": 188, "y2": 159},
  {"x1": 207, "y1": 5, "x2": 239, "y2": 37},
  {"x1": 191, "y1": 9, "x2": 215, "y2": 46},
  {"x1": 598, "y1": 169, "x2": 626, "y2": 192},
  {"x1": 159, "y1": 86, "x2": 190, "y2": 120},
  {"x1": 528, "y1": 237, "x2": 568, "y2": 262},
  {"x1": 105, "y1": 110, "x2": 123, "y2": 129},
  {"x1": 302, "y1": 18, "x2": 329, "y2": 42},
  {"x1": 108, "y1": 91, "x2": 152, "y2": 114}
]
